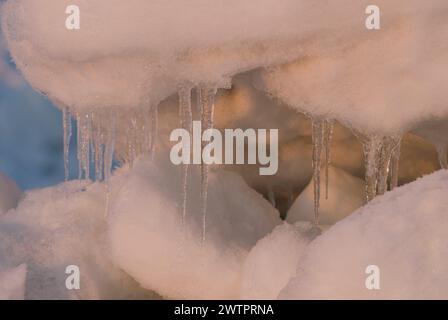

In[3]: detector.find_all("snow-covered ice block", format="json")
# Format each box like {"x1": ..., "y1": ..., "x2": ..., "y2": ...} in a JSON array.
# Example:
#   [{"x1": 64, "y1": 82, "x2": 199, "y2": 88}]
[
  {"x1": 0, "y1": 180, "x2": 158, "y2": 299},
  {"x1": 0, "y1": 172, "x2": 22, "y2": 215},
  {"x1": 280, "y1": 170, "x2": 448, "y2": 299},
  {"x1": 255, "y1": 0, "x2": 448, "y2": 135},
  {"x1": 0, "y1": 263, "x2": 27, "y2": 300},
  {"x1": 108, "y1": 155, "x2": 280, "y2": 299},
  {"x1": 240, "y1": 222, "x2": 309, "y2": 300},
  {"x1": 3, "y1": 0, "x2": 428, "y2": 114},
  {"x1": 1, "y1": 0, "x2": 311, "y2": 111},
  {"x1": 286, "y1": 166, "x2": 365, "y2": 226}
]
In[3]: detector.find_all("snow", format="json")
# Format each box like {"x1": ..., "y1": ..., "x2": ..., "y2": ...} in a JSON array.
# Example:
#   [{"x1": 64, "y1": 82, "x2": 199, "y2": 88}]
[
  {"x1": 240, "y1": 222, "x2": 309, "y2": 300},
  {"x1": 287, "y1": 166, "x2": 365, "y2": 226},
  {"x1": 0, "y1": 263, "x2": 26, "y2": 300},
  {"x1": 0, "y1": 172, "x2": 22, "y2": 214},
  {"x1": 108, "y1": 154, "x2": 280, "y2": 299},
  {"x1": 280, "y1": 170, "x2": 448, "y2": 299},
  {"x1": 255, "y1": 0, "x2": 448, "y2": 136},
  {"x1": 1, "y1": 0, "x2": 448, "y2": 300},
  {"x1": 1, "y1": 0, "x2": 307, "y2": 111},
  {"x1": 0, "y1": 179, "x2": 159, "y2": 299}
]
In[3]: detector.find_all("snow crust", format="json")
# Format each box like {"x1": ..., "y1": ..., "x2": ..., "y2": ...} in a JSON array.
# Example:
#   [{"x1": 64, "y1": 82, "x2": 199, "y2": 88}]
[
  {"x1": 0, "y1": 179, "x2": 158, "y2": 299},
  {"x1": 281, "y1": 170, "x2": 448, "y2": 299},
  {"x1": 256, "y1": 0, "x2": 448, "y2": 135},
  {"x1": 240, "y1": 222, "x2": 309, "y2": 300},
  {"x1": 4, "y1": 0, "x2": 445, "y2": 134},
  {"x1": 0, "y1": 263, "x2": 26, "y2": 299},
  {"x1": 108, "y1": 155, "x2": 280, "y2": 299}
]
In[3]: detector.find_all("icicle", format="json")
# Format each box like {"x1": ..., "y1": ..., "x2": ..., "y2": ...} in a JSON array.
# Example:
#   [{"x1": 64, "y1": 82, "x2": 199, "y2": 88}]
[
  {"x1": 311, "y1": 118, "x2": 324, "y2": 226},
  {"x1": 91, "y1": 112, "x2": 106, "y2": 182},
  {"x1": 103, "y1": 114, "x2": 116, "y2": 218},
  {"x1": 63, "y1": 106, "x2": 72, "y2": 181},
  {"x1": 199, "y1": 86, "x2": 216, "y2": 242},
  {"x1": 389, "y1": 138, "x2": 402, "y2": 190},
  {"x1": 323, "y1": 119, "x2": 334, "y2": 200},
  {"x1": 103, "y1": 114, "x2": 116, "y2": 182},
  {"x1": 359, "y1": 134, "x2": 382, "y2": 202},
  {"x1": 377, "y1": 136, "x2": 400, "y2": 195},
  {"x1": 436, "y1": 144, "x2": 448, "y2": 169},
  {"x1": 179, "y1": 85, "x2": 193, "y2": 226},
  {"x1": 76, "y1": 112, "x2": 91, "y2": 180},
  {"x1": 77, "y1": 113, "x2": 82, "y2": 179},
  {"x1": 126, "y1": 112, "x2": 139, "y2": 168}
]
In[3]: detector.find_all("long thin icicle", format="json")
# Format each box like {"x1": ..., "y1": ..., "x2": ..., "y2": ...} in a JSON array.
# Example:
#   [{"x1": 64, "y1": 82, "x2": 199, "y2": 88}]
[
  {"x1": 103, "y1": 114, "x2": 116, "y2": 182},
  {"x1": 103, "y1": 114, "x2": 116, "y2": 218},
  {"x1": 377, "y1": 137, "x2": 394, "y2": 195},
  {"x1": 436, "y1": 144, "x2": 448, "y2": 169},
  {"x1": 311, "y1": 118, "x2": 324, "y2": 226},
  {"x1": 199, "y1": 86, "x2": 216, "y2": 242},
  {"x1": 178, "y1": 85, "x2": 193, "y2": 226},
  {"x1": 361, "y1": 134, "x2": 382, "y2": 202},
  {"x1": 63, "y1": 106, "x2": 72, "y2": 181},
  {"x1": 323, "y1": 119, "x2": 334, "y2": 200},
  {"x1": 389, "y1": 138, "x2": 402, "y2": 190},
  {"x1": 76, "y1": 112, "x2": 91, "y2": 180}
]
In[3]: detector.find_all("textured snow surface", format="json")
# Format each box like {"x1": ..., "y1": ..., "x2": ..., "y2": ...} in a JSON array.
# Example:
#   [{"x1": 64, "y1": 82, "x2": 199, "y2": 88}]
[
  {"x1": 240, "y1": 222, "x2": 309, "y2": 300},
  {"x1": 280, "y1": 170, "x2": 448, "y2": 299},
  {"x1": 4, "y1": 0, "x2": 446, "y2": 132},
  {"x1": 0, "y1": 172, "x2": 22, "y2": 214},
  {"x1": 1, "y1": 156, "x2": 448, "y2": 299},
  {"x1": 108, "y1": 155, "x2": 280, "y2": 299},
  {"x1": 253, "y1": 0, "x2": 448, "y2": 135},
  {"x1": 0, "y1": 180, "x2": 158, "y2": 299},
  {"x1": 0, "y1": 263, "x2": 26, "y2": 300}
]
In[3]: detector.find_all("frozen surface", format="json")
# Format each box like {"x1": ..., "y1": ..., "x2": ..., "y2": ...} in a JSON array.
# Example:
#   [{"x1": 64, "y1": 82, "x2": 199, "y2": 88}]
[
  {"x1": 287, "y1": 166, "x2": 365, "y2": 226},
  {"x1": 280, "y1": 170, "x2": 448, "y2": 299},
  {"x1": 0, "y1": 179, "x2": 158, "y2": 299},
  {"x1": 240, "y1": 222, "x2": 309, "y2": 300},
  {"x1": 108, "y1": 154, "x2": 280, "y2": 299},
  {"x1": 0, "y1": 263, "x2": 26, "y2": 300},
  {"x1": 0, "y1": 172, "x2": 22, "y2": 214}
]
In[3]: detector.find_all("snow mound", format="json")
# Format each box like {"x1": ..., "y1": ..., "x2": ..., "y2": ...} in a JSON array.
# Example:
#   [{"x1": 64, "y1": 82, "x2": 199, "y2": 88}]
[
  {"x1": 2, "y1": 0, "x2": 431, "y2": 114},
  {"x1": 280, "y1": 170, "x2": 448, "y2": 299},
  {"x1": 108, "y1": 155, "x2": 280, "y2": 299},
  {"x1": 1, "y1": 0, "x2": 306, "y2": 111},
  {"x1": 256, "y1": 0, "x2": 448, "y2": 135},
  {"x1": 0, "y1": 263, "x2": 27, "y2": 300},
  {"x1": 287, "y1": 166, "x2": 365, "y2": 226},
  {"x1": 240, "y1": 222, "x2": 310, "y2": 300},
  {"x1": 0, "y1": 180, "x2": 157, "y2": 299},
  {"x1": 0, "y1": 172, "x2": 22, "y2": 215}
]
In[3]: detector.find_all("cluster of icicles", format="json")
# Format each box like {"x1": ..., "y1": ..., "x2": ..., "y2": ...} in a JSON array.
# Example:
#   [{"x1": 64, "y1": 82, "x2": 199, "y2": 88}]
[
  {"x1": 63, "y1": 85, "x2": 216, "y2": 241},
  {"x1": 63, "y1": 86, "x2": 405, "y2": 238}
]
